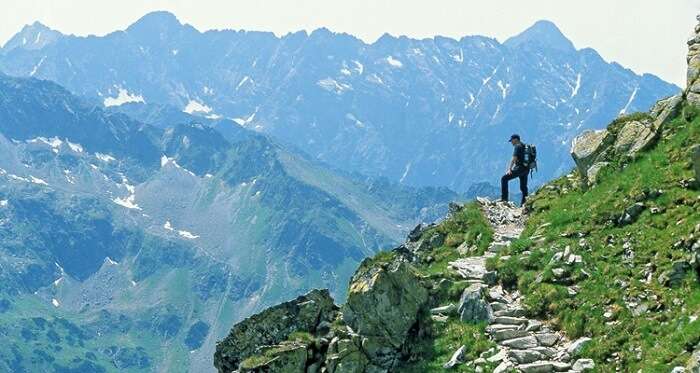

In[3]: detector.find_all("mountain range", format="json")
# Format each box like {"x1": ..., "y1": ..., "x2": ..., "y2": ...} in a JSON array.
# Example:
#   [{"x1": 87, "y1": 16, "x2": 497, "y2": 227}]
[
  {"x1": 0, "y1": 11, "x2": 683, "y2": 373},
  {"x1": 0, "y1": 11, "x2": 679, "y2": 191},
  {"x1": 0, "y1": 74, "x2": 456, "y2": 372}
]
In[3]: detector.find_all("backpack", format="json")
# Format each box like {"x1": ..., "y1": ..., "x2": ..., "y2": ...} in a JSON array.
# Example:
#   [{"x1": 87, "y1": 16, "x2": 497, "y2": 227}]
[{"x1": 523, "y1": 144, "x2": 538, "y2": 173}]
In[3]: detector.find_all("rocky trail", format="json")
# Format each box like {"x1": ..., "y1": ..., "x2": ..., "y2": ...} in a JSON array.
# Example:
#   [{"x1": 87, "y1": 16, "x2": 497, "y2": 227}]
[{"x1": 442, "y1": 198, "x2": 594, "y2": 372}]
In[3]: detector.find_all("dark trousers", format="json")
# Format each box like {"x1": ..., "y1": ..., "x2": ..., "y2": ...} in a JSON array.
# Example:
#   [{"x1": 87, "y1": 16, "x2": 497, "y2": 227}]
[{"x1": 501, "y1": 168, "x2": 529, "y2": 204}]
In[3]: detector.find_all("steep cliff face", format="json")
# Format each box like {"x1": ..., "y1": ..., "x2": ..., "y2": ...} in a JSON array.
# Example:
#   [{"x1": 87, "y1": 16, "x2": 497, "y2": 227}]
[{"x1": 213, "y1": 15, "x2": 700, "y2": 372}]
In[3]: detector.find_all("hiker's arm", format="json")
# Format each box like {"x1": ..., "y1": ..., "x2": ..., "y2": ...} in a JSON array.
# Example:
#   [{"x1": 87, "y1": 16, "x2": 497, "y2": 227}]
[{"x1": 506, "y1": 156, "x2": 517, "y2": 174}]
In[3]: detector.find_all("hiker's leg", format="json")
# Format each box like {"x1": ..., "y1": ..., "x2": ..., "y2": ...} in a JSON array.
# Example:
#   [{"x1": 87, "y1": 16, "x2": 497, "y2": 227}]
[
  {"x1": 501, "y1": 173, "x2": 516, "y2": 201},
  {"x1": 519, "y1": 171, "x2": 529, "y2": 204}
]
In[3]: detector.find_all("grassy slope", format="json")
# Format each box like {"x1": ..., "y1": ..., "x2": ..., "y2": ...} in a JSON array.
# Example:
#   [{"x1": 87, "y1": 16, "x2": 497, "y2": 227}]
[
  {"x1": 488, "y1": 104, "x2": 700, "y2": 371},
  {"x1": 400, "y1": 203, "x2": 497, "y2": 372}
]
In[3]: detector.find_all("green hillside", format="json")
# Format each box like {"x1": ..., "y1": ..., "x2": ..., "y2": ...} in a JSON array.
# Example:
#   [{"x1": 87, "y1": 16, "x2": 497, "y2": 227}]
[{"x1": 213, "y1": 87, "x2": 699, "y2": 373}]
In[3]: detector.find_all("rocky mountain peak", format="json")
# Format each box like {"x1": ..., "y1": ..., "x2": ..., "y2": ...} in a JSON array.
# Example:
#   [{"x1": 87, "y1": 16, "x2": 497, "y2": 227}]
[
  {"x1": 504, "y1": 19, "x2": 576, "y2": 52},
  {"x1": 126, "y1": 10, "x2": 183, "y2": 34},
  {"x1": 1, "y1": 20, "x2": 62, "y2": 53}
]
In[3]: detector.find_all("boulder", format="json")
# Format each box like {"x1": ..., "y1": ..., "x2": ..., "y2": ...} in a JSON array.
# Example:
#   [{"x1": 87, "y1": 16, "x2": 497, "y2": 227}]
[
  {"x1": 458, "y1": 284, "x2": 493, "y2": 323},
  {"x1": 407, "y1": 223, "x2": 425, "y2": 242},
  {"x1": 618, "y1": 203, "x2": 645, "y2": 226},
  {"x1": 342, "y1": 258, "x2": 428, "y2": 368},
  {"x1": 659, "y1": 261, "x2": 692, "y2": 287},
  {"x1": 572, "y1": 358, "x2": 595, "y2": 371},
  {"x1": 571, "y1": 129, "x2": 613, "y2": 185},
  {"x1": 443, "y1": 345, "x2": 466, "y2": 369},
  {"x1": 613, "y1": 120, "x2": 657, "y2": 157},
  {"x1": 214, "y1": 289, "x2": 338, "y2": 373},
  {"x1": 566, "y1": 337, "x2": 592, "y2": 356},
  {"x1": 651, "y1": 94, "x2": 682, "y2": 128},
  {"x1": 449, "y1": 257, "x2": 496, "y2": 284}
]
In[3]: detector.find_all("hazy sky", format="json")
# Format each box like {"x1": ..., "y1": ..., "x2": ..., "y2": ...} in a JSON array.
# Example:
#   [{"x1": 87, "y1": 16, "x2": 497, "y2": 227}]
[{"x1": 2, "y1": 0, "x2": 698, "y2": 86}]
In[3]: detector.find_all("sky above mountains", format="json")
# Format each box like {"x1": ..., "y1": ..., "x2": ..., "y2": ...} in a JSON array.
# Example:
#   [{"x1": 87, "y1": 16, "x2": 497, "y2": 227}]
[{"x1": 1, "y1": 0, "x2": 697, "y2": 86}]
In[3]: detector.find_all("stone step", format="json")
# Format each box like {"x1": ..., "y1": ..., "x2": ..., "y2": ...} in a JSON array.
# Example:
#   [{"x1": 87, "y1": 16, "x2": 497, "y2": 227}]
[
  {"x1": 508, "y1": 349, "x2": 544, "y2": 364},
  {"x1": 531, "y1": 346, "x2": 558, "y2": 359},
  {"x1": 490, "y1": 328, "x2": 531, "y2": 342},
  {"x1": 493, "y1": 307, "x2": 527, "y2": 318},
  {"x1": 518, "y1": 360, "x2": 572, "y2": 373},
  {"x1": 534, "y1": 333, "x2": 560, "y2": 347},
  {"x1": 518, "y1": 361, "x2": 554, "y2": 373},
  {"x1": 525, "y1": 320, "x2": 543, "y2": 332},
  {"x1": 488, "y1": 241, "x2": 510, "y2": 252},
  {"x1": 490, "y1": 302, "x2": 509, "y2": 311},
  {"x1": 497, "y1": 232, "x2": 520, "y2": 242},
  {"x1": 493, "y1": 316, "x2": 529, "y2": 325},
  {"x1": 486, "y1": 324, "x2": 521, "y2": 333},
  {"x1": 500, "y1": 335, "x2": 539, "y2": 349},
  {"x1": 430, "y1": 303, "x2": 457, "y2": 315}
]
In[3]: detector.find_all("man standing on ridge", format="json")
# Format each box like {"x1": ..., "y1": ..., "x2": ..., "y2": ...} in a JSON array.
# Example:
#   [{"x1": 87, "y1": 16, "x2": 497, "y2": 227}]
[{"x1": 501, "y1": 134, "x2": 528, "y2": 205}]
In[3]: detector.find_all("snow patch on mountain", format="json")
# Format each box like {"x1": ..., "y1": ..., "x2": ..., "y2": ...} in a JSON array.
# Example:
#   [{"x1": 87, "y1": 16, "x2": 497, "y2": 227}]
[
  {"x1": 399, "y1": 162, "x2": 412, "y2": 183},
  {"x1": 95, "y1": 153, "x2": 115, "y2": 162},
  {"x1": 386, "y1": 56, "x2": 403, "y2": 68},
  {"x1": 30, "y1": 176, "x2": 49, "y2": 186},
  {"x1": 317, "y1": 78, "x2": 352, "y2": 94},
  {"x1": 497, "y1": 80, "x2": 509, "y2": 99},
  {"x1": 27, "y1": 136, "x2": 63, "y2": 153},
  {"x1": 29, "y1": 56, "x2": 46, "y2": 76},
  {"x1": 66, "y1": 140, "x2": 83, "y2": 153},
  {"x1": 236, "y1": 76, "x2": 251, "y2": 90},
  {"x1": 619, "y1": 86, "x2": 639, "y2": 115},
  {"x1": 178, "y1": 230, "x2": 199, "y2": 239},
  {"x1": 352, "y1": 60, "x2": 364, "y2": 74},
  {"x1": 571, "y1": 73, "x2": 582, "y2": 98},
  {"x1": 104, "y1": 87, "x2": 145, "y2": 107},
  {"x1": 113, "y1": 195, "x2": 140, "y2": 210},
  {"x1": 184, "y1": 99, "x2": 212, "y2": 114}
]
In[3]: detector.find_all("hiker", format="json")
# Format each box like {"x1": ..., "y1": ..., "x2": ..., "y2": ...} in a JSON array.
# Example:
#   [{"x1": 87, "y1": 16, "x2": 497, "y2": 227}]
[{"x1": 501, "y1": 134, "x2": 528, "y2": 204}]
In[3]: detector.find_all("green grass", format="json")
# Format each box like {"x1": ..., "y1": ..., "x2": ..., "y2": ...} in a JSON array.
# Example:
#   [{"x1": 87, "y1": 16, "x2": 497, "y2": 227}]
[
  {"x1": 416, "y1": 202, "x2": 495, "y2": 278},
  {"x1": 489, "y1": 104, "x2": 700, "y2": 371},
  {"x1": 399, "y1": 202, "x2": 497, "y2": 371},
  {"x1": 402, "y1": 320, "x2": 495, "y2": 372}
]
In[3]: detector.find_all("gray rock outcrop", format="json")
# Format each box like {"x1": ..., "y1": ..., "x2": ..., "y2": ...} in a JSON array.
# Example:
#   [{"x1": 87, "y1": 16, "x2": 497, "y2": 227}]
[
  {"x1": 342, "y1": 257, "x2": 428, "y2": 369},
  {"x1": 687, "y1": 14, "x2": 700, "y2": 105},
  {"x1": 570, "y1": 129, "x2": 613, "y2": 185},
  {"x1": 214, "y1": 289, "x2": 338, "y2": 372},
  {"x1": 458, "y1": 284, "x2": 493, "y2": 322}
]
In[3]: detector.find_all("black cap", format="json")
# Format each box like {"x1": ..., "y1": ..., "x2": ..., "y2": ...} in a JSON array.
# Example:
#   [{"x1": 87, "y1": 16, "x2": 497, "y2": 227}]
[{"x1": 508, "y1": 134, "x2": 520, "y2": 142}]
